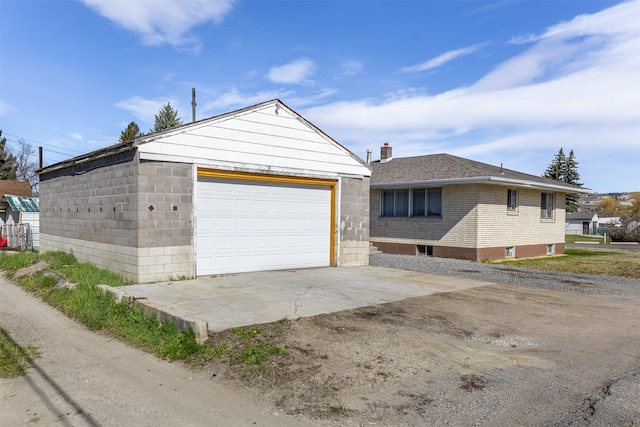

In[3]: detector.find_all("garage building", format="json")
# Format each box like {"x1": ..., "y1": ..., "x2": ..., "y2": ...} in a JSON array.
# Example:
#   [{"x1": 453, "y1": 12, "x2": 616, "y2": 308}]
[{"x1": 38, "y1": 100, "x2": 371, "y2": 283}]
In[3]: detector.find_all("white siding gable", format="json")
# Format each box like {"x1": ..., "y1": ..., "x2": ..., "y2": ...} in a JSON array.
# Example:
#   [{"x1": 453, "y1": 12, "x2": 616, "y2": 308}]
[{"x1": 137, "y1": 101, "x2": 370, "y2": 178}]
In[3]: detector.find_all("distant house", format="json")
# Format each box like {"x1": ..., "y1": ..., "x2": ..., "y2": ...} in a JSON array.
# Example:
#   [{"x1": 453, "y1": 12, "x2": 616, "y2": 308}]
[
  {"x1": 0, "y1": 181, "x2": 38, "y2": 249},
  {"x1": 369, "y1": 144, "x2": 591, "y2": 261},
  {"x1": 4, "y1": 195, "x2": 39, "y2": 248},
  {"x1": 566, "y1": 212, "x2": 599, "y2": 235},
  {"x1": 0, "y1": 180, "x2": 33, "y2": 225},
  {"x1": 38, "y1": 100, "x2": 371, "y2": 283}
]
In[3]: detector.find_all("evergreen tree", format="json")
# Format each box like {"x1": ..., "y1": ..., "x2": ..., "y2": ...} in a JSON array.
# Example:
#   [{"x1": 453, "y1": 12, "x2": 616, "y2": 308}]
[
  {"x1": 543, "y1": 148, "x2": 566, "y2": 181},
  {"x1": 152, "y1": 102, "x2": 182, "y2": 133},
  {"x1": 0, "y1": 130, "x2": 18, "y2": 180},
  {"x1": 543, "y1": 148, "x2": 583, "y2": 213},
  {"x1": 119, "y1": 121, "x2": 142, "y2": 142},
  {"x1": 564, "y1": 150, "x2": 583, "y2": 212}
]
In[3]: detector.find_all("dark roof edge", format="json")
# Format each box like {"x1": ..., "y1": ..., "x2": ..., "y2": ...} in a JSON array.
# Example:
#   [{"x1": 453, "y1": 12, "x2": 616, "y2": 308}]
[
  {"x1": 371, "y1": 176, "x2": 592, "y2": 193},
  {"x1": 37, "y1": 141, "x2": 137, "y2": 175}
]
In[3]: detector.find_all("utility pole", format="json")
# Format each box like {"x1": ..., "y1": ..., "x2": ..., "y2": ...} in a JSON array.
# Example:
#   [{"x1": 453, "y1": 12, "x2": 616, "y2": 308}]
[{"x1": 192, "y1": 88, "x2": 196, "y2": 123}]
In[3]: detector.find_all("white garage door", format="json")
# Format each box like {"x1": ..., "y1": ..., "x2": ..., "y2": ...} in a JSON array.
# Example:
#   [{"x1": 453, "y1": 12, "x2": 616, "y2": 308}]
[{"x1": 196, "y1": 177, "x2": 332, "y2": 276}]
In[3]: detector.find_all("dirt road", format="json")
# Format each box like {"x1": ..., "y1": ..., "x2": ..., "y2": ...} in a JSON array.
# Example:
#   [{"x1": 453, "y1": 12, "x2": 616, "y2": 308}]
[
  {"x1": 2, "y1": 267, "x2": 639, "y2": 426},
  {"x1": 203, "y1": 273, "x2": 640, "y2": 426},
  {"x1": 0, "y1": 277, "x2": 310, "y2": 426}
]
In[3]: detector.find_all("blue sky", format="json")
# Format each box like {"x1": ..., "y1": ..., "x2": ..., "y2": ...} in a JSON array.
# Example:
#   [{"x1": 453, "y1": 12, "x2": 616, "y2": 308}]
[{"x1": 1, "y1": 0, "x2": 638, "y2": 193}]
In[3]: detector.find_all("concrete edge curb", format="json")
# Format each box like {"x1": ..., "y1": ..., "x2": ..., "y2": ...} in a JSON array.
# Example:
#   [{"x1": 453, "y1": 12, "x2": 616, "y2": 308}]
[{"x1": 97, "y1": 285, "x2": 209, "y2": 344}]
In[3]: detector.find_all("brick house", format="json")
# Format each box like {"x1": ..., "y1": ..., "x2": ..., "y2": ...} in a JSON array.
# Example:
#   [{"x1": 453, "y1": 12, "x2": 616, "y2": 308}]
[
  {"x1": 369, "y1": 144, "x2": 590, "y2": 260},
  {"x1": 38, "y1": 100, "x2": 371, "y2": 283}
]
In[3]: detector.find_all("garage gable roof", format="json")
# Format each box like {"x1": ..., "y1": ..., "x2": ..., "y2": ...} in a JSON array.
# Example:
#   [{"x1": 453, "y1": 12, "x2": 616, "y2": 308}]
[
  {"x1": 38, "y1": 100, "x2": 370, "y2": 179},
  {"x1": 371, "y1": 153, "x2": 591, "y2": 193},
  {"x1": 136, "y1": 99, "x2": 371, "y2": 178}
]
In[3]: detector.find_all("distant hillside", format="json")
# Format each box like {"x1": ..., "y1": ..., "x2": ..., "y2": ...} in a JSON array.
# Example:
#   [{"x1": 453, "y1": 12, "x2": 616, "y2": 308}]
[{"x1": 579, "y1": 192, "x2": 639, "y2": 213}]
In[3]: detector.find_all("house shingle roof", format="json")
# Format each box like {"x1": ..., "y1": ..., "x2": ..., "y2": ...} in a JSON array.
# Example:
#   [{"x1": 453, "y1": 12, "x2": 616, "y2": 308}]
[
  {"x1": 0, "y1": 180, "x2": 33, "y2": 198},
  {"x1": 566, "y1": 213, "x2": 597, "y2": 221},
  {"x1": 370, "y1": 153, "x2": 589, "y2": 193}
]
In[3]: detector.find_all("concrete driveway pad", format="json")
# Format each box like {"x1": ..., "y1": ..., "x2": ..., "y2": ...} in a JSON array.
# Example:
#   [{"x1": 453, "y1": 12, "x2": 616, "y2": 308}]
[{"x1": 119, "y1": 266, "x2": 493, "y2": 332}]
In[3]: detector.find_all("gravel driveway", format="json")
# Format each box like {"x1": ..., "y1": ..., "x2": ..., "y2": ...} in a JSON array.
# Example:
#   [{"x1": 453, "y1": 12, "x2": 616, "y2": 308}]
[{"x1": 370, "y1": 253, "x2": 638, "y2": 293}]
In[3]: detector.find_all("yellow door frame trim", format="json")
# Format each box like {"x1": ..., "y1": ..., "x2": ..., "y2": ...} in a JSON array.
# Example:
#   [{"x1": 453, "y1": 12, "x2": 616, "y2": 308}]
[{"x1": 197, "y1": 168, "x2": 337, "y2": 266}]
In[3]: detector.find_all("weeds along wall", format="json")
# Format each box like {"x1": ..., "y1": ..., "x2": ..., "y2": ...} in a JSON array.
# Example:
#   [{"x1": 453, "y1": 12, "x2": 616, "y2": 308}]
[{"x1": 39, "y1": 150, "x2": 194, "y2": 283}]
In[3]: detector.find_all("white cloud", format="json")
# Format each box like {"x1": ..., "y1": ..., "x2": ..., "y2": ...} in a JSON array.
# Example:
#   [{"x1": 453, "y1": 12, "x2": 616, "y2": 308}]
[
  {"x1": 81, "y1": 0, "x2": 235, "y2": 47},
  {"x1": 268, "y1": 58, "x2": 316, "y2": 85},
  {"x1": 510, "y1": 0, "x2": 639, "y2": 45},
  {"x1": 70, "y1": 133, "x2": 83, "y2": 141},
  {"x1": 114, "y1": 96, "x2": 176, "y2": 123},
  {"x1": 340, "y1": 60, "x2": 363, "y2": 77},
  {"x1": 402, "y1": 44, "x2": 486, "y2": 72},
  {"x1": 303, "y1": 1, "x2": 640, "y2": 191}
]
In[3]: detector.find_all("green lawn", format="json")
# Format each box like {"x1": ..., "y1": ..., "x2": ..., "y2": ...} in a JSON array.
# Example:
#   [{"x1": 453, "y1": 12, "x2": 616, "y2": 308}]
[
  {"x1": 492, "y1": 247, "x2": 640, "y2": 279},
  {"x1": 565, "y1": 234, "x2": 609, "y2": 244}
]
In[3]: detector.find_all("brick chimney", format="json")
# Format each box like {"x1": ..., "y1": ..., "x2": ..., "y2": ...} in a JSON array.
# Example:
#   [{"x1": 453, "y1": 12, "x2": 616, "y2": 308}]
[{"x1": 380, "y1": 142, "x2": 392, "y2": 163}]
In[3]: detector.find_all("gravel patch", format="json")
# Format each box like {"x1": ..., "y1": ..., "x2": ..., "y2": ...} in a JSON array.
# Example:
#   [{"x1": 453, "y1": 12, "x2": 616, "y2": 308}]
[{"x1": 369, "y1": 253, "x2": 639, "y2": 294}]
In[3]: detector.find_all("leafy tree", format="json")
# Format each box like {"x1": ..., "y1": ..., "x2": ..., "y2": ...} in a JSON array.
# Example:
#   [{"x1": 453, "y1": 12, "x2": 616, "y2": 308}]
[
  {"x1": 0, "y1": 130, "x2": 18, "y2": 180},
  {"x1": 152, "y1": 102, "x2": 182, "y2": 133},
  {"x1": 629, "y1": 193, "x2": 640, "y2": 216},
  {"x1": 119, "y1": 121, "x2": 142, "y2": 143},
  {"x1": 596, "y1": 197, "x2": 621, "y2": 216},
  {"x1": 543, "y1": 148, "x2": 583, "y2": 212},
  {"x1": 12, "y1": 138, "x2": 39, "y2": 193}
]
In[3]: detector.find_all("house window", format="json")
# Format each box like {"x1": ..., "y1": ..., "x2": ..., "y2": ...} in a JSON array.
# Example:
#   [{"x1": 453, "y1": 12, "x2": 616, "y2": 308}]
[
  {"x1": 505, "y1": 246, "x2": 515, "y2": 258},
  {"x1": 381, "y1": 188, "x2": 442, "y2": 217},
  {"x1": 546, "y1": 244, "x2": 555, "y2": 255},
  {"x1": 382, "y1": 189, "x2": 408, "y2": 216},
  {"x1": 507, "y1": 189, "x2": 518, "y2": 211},
  {"x1": 541, "y1": 192, "x2": 554, "y2": 219}
]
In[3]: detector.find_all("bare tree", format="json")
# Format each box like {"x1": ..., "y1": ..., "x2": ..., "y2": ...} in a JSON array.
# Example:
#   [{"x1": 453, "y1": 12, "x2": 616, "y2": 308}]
[{"x1": 12, "y1": 138, "x2": 39, "y2": 194}]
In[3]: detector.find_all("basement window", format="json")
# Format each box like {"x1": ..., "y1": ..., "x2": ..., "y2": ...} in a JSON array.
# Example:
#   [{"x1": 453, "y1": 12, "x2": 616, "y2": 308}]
[
  {"x1": 505, "y1": 246, "x2": 515, "y2": 258},
  {"x1": 417, "y1": 245, "x2": 434, "y2": 256},
  {"x1": 546, "y1": 244, "x2": 555, "y2": 255}
]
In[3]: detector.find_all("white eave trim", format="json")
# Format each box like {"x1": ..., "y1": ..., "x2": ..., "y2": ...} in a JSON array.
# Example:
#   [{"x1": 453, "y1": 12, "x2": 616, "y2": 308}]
[{"x1": 371, "y1": 176, "x2": 592, "y2": 193}]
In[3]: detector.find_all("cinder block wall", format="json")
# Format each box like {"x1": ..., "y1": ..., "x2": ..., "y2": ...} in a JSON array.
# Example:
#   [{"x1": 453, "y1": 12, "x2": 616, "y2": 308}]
[
  {"x1": 40, "y1": 150, "x2": 139, "y2": 245},
  {"x1": 339, "y1": 177, "x2": 370, "y2": 266},
  {"x1": 40, "y1": 152, "x2": 195, "y2": 283},
  {"x1": 40, "y1": 150, "x2": 142, "y2": 278},
  {"x1": 135, "y1": 160, "x2": 194, "y2": 282}
]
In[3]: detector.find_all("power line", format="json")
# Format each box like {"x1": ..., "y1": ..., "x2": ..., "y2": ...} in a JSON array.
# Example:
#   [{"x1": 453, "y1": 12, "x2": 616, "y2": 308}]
[{"x1": 1, "y1": 132, "x2": 87, "y2": 156}]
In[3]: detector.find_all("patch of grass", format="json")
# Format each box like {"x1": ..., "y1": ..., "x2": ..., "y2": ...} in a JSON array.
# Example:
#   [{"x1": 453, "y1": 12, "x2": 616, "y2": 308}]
[
  {"x1": 232, "y1": 326, "x2": 260, "y2": 339},
  {"x1": 0, "y1": 328, "x2": 40, "y2": 378},
  {"x1": 491, "y1": 247, "x2": 640, "y2": 279},
  {"x1": 43, "y1": 251, "x2": 130, "y2": 287},
  {"x1": 0, "y1": 251, "x2": 203, "y2": 361},
  {"x1": 230, "y1": 342, "x2": 285, "y2": 365},
  {"x1": 201, "y1": 323, "x2": 290, "y2": 377},
  {"x1": 17, "y1": 272, "x2": 58, "y2": 295},
  {"x1": 0, "y1": 251, "x2": 40, "y2": 278},
  {"x1": 565, "y1": 234, "x2": 608, "y2": 244}
]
